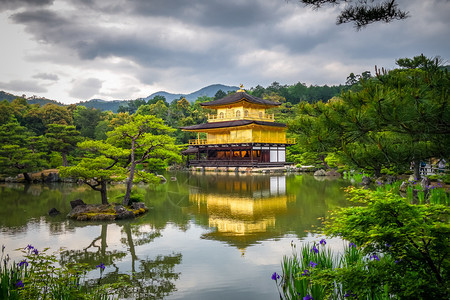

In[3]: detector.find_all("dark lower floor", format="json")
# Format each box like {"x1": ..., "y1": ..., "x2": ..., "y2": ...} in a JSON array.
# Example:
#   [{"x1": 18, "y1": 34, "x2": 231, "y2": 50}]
[{"x1": 182, "y1": 144, "x2": 290, "y2": 168}]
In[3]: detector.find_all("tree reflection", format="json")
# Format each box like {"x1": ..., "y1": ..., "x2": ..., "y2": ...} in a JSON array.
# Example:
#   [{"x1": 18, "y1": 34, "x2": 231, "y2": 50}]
[{"x1": 59, "y1": 223, "x2": 182, "y2": 299}]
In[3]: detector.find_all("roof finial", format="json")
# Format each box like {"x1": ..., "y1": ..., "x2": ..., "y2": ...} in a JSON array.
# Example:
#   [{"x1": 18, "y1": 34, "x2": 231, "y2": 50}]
[{"x1": 237, "y1": 84, "x2": 245, "y2": 92}]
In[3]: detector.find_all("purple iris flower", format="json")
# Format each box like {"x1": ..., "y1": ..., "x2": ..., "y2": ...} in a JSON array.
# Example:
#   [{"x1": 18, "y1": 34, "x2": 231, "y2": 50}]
[
  {"x1": 370, "y1": 254, "x2": 380, "y2": 261},
  {"x1": 25, "y1": 245, "x2": 34, "y2": 250},
  {"x1": 18, "y1": 260, "x2": 28, "y2": 267},
  {"x1": 319, "y1": 239, "x2": 326, "y2": 246},
  {"x1": 301, "y1": 269, "x2": 309, "y2": 276},
  {"x1": 311, "y1": 245, "x2": 319, "y2": 254},
  {"x1": 303, "y1": 295, "x2": 313, "y2": 300},
  {"x1": 271, "y1": 272, "x2": 280, "y2": 281},
  {"x1": 309, "y1": 261, "x2": 318, "y2": 268},
  {"x1": 32, "y1": 249, "x2": 38, "y2": 255},
  {"x1": 349, "y1": 242, "x2": 356, "y2": 249},
  {"x1": 16, "y1": 280, "x2": 24, "y2": 289},
  {"x1": 96, "y1": 262, "x2": 105, "y2": 270}
]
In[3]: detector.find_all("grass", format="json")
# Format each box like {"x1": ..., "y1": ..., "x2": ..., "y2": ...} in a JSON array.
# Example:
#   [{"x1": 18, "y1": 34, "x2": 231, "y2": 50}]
[
  {"x1": 0, "y1": 245, "x2": 126, "y2": 300},
  {"x1": 276, "y1": 241, "x2": 396, "y2": 300}
]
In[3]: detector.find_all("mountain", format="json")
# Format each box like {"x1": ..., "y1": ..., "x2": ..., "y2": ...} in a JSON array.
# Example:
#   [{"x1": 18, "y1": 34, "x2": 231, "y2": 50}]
[
  {"x1": 145, "y1": 84, "x2": 239, "y2": 103},
  {"x1": 0, "y1": 91, "x2": 64, "y2": 106},
  {"x1": 0, "y1": 84, "x2": 239, "y2": 112}
]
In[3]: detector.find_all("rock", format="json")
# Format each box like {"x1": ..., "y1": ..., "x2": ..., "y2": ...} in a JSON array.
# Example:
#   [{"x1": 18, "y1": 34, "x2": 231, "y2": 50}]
[
  {"x1": 114, "y1": 205, "x2": 135, "y2": 220},
  {"x1": 45, "y1": 172, "x2": 60, "y2": 183},
  {"x1": 157, "y1": 175, "x2": 167, "y2": 183},
  {"x1": 314, "y1": 169, "x2": 326, "y2": 176},
  {"x1": 408, "y1": 175, "x2": 416, "y2": 182},
  {"x1": 67, "y1": 204, "x2": 92, "y2": 218},
  {"x1": 131, "y1": 202, "x2": 148, "y2": 211},
  {"x1": 399, "y1": 181, "x2": 408, "y2": 193},
  {"x1": 325, "y1": 170, "x2": 341, "y2": 177},
  {"x1": 48, "y1": 208, "x2": 60, "y2": 216},
  {"x1": 385, "y1": 175, "x2": 397, "y2": 185},
  {"x1": 170, "y1": 177, "x2": 177, "y2": 181},
  {"x1": 70, "y1": 199, "x2": 86, "y2": 209},
  {"x1": 361, "y1": 176, "x2": 372, "y2": 186},
  {"x1": 421, "y1": 177, "x2": 430, "y2": 191}
]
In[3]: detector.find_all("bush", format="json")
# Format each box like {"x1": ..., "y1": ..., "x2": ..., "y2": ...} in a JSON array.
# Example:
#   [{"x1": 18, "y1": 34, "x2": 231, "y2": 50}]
[{"x1": 276, "y1": 187, "x2": 449, "y2": 299}]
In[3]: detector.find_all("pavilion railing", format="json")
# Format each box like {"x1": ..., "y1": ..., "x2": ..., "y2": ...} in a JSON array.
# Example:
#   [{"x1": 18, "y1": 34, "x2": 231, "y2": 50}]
[
  {"x1": 207, "y1": 112, "x2": 274, "y2": 122},
  {"x1": 188, "y1": 137, "x2": 295, "y2": 145}
]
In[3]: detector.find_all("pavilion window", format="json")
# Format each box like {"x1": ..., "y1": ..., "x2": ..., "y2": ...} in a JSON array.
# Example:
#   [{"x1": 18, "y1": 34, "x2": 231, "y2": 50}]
[
  {"x1": 219, "y1": 112, "x2": 224, "y2": 119},
  {"x1": 236, "y1": 110, "x2": 241, "y2": 118}
]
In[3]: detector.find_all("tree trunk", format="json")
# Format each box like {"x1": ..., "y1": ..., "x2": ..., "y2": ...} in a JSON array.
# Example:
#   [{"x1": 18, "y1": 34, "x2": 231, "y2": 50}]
[
  {"x1": 374, "y1": 167, "x2": 381, "y2": 178},
  {"x1": 23, "y1": 172, "x2": 32, "y2": 183},
  {"x1": 123, "y1": 162, "x2": 136, "y2": 206},
  {"x1": 100, "y1": 180, "x2": 108, "y2": 205},
  {"x1": 320, "y1": 154, "x2": 329, "y2": 169},
  {"x1": 123, "y1": 139, "x2": 136, "y2": 206},
  {"x1": 61, "y1": 151, "x2": 68, "y2": 167},
  {"x1": 414, "y1": 159, "x2": 421, "y2": 180}
]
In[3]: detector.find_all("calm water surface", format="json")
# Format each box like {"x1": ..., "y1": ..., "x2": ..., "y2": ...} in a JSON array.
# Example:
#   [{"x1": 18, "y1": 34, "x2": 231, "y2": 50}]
[{"x1": 0, "y1": 172, "x2": 350, "y2": 299}]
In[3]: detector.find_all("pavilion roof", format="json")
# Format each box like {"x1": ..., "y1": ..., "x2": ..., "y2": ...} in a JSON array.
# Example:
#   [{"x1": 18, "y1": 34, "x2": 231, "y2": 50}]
[
  {"x1": 200, "y1": 91, "x2": 280, "y2": 107},
  {"x1": 180, "y1": 120, "x2": 286, "y2": 131}
]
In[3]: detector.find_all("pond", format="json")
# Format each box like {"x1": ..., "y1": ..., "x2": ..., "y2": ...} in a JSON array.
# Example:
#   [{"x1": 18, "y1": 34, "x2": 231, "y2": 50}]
[{"x1": 0, "y1": 172, "x2": 351, "y2": 299}]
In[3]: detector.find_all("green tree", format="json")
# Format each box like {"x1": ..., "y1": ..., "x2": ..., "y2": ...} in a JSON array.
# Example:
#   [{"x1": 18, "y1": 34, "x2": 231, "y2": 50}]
[
  {"x1": 288, "y1": 56, "x2": 449, "y2": 177},
  {"x1": 106, "y1": 115, "x2": 181, "y2": 206},
  {"x1": 323, "y1": 187, "x2": 449, "y2": 298},
  {"x1": 214, "y1": 89, "x2": 227, "y2": 100},
  {"x1": 40, "y1": 103, "x2": 73, "y2": 126},
  {"x1": 0, "y1": 119, "x2": 47, "y2": 182},
  {"x1": 59, "y1": 140, "x2": 129, "y2": 204},
  {"x1": 45, "y1": 124, "x2": 82, "y2": 167},
  {"x1": 73, "y1": 106, "x2": 103, "y2": 139}
]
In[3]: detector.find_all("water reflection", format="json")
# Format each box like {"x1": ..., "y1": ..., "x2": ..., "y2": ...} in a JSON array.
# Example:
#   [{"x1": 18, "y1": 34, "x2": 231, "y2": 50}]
[
  {"x1": 0, "y1": 173, "x2": 350, "y2": 300},
  {"x1": 186, "y1": 174, "x2": 295, "y2": 252}
]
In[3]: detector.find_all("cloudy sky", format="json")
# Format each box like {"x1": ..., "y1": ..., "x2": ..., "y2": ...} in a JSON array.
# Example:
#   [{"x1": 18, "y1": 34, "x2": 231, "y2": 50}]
[{"x1": 1, "y1": 0, "x2": 449, "y2": 104}]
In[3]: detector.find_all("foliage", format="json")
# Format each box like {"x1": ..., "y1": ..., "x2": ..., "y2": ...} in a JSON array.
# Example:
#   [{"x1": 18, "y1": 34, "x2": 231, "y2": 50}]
[
  {"x1": 0, "y1": 245, "x2": 126, "y2": 300},
  {"x1": 288, "y1": 56, "x2": 450, "y2": 178},
  {"x1": 299, "y1": 0, "x2": 409, "y2": 29},
  {"x1": 107, "y1": 114, "x2": 181, "y2": 205},
  {"x1": 45, "y1": 124, "x2": 82, "y2": 167},
  {"x1": 277, "y1": 187, "x2": 449, "y2": 299},
  {"x1": 0, "y1": 118, "x2": 48, "y2": 181},
  {"x1": 59, "y1": 140, "x2": 129, "y2": 204}
]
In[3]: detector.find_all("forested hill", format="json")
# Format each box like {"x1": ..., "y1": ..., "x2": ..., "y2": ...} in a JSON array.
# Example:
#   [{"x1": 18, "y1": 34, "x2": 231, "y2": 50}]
[
  {"x1": 0, "y1": 91, "x2": 64, "y2": 106},
  {"x1": 146, "y1": 84, "x2": 239, "y2": 103},
  {"x1": 0, "y1": 82, "x2": 345, "y2": 113}
]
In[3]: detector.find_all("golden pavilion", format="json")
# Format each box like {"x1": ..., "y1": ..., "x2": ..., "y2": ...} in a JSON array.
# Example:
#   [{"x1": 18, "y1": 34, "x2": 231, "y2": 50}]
[{"x1": 181, "y1": 85, "x2": 295, "y2": 168}]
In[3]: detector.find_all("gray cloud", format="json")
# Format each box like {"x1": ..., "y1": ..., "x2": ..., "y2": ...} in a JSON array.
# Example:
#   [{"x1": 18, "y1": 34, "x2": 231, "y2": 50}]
[
  {"x1": 0, "y1": 80, "x2": 47, "y2": 93},
  {"x1": 2, "y1": 0, "x2": 449, "y2": 102},
  {"x1": 0, "y1": 0, "x2": 53, "y2": 12},
  {"x1": 33, "y1": 73, "x2": 59, "y2": 81},
  {"x1": 69, "y1": 78, "x2": 102, "y2": 99}
]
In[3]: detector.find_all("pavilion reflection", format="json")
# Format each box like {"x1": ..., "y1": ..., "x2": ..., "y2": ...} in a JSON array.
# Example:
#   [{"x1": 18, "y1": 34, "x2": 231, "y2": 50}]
[{"x1": 187, "y1": 174, "x2": 296, "y2": 250}]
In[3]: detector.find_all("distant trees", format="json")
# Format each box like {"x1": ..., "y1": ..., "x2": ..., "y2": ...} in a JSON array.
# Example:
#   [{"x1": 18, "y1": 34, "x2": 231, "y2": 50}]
[
  {"x1": 0, "y1": 119, "x2": 47, "y2": 182},
  {"x1": 45, "y1": 124, "x2": 82, "y2": 167},
  {"x1": 289, "y1": 55, "x2": 450, "y2": 178}
]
